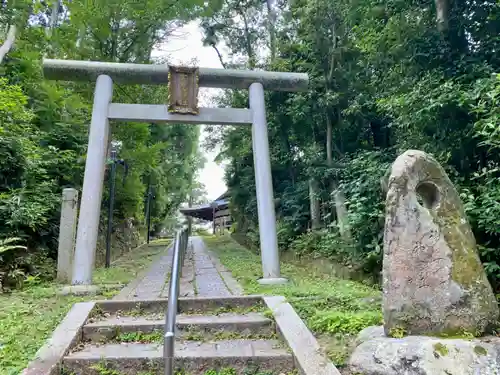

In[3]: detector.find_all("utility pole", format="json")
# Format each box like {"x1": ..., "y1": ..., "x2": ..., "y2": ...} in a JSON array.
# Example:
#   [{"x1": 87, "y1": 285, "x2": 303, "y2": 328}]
[
  {"x1": 211, "y1": 201, "x2": 218, "y2": 235},
  {"x1": 146, "y1": 183, "x2": 153, "y2": 244},
  {"x1": 105, "y1": 146, "x2": 128, "y2": 268},
  {"x1": 105, "y1": 148, "x2": 117, "y2": 268},
  {"x1": 187, "y1": 193, "x2": 193, "y2": 236}
]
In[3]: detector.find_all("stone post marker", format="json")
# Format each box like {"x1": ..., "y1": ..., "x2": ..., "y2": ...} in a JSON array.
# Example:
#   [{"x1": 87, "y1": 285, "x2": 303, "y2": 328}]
[
  {"x1": 383, "y1": 150, "x2": 498, "y2": 336},
  {"x1": 57, "y1": 188, "x2": 79, "y2": 283}
]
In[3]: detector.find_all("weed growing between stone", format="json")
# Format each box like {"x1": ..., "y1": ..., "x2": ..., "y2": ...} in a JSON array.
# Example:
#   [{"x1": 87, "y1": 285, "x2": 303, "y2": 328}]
[
  {"x1": 185, "y1": 302, "x2": 266, "y2": 316},
  {"x1": 87, "y1": 363, "x2": 299, "y2": 375},
  {"x1": 116, "y1": 330, "x2": 164, "y2": 343},
  {"x1": 108, "y1": 328, "x2": 277, "y2": 344},
  {"x1": 0, "y1": 243, "x2": 168, "y2": 375},
  {"x1": 199, "y1": 369, "x2": 298, "y2": 375},
  {"x1": 203, "y1": 235, "x2": 383, "y2": 368}
]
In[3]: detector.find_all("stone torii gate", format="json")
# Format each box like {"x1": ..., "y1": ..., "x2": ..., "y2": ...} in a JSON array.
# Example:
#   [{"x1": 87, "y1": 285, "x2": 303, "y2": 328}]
[{"x1": 42, "y1": 59, "x2": 308, "y2": 286}]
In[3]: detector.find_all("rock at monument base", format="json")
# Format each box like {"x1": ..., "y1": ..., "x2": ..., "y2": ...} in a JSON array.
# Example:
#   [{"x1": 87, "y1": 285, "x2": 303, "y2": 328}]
[
  {"x1": 383, "y1": 150, "x2": 498, "y2": 336},
  {"x1": 356, "y1": 325, "x2": 385, "y2": 345},
  {"x1": 349, "y1": 335, "x2": 500, "y2": 375}
]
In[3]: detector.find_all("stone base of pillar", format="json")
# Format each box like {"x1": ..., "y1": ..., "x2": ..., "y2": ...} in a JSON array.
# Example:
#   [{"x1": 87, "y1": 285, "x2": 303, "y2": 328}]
[
  {"x1": 58, "y1": 283, "x2": 124, "y2": 296},
  {"x1": 258, "y1": 277, "x2": 288, "y2": 285},
  {"x1": 58, "y1": 285, "x2": 101, "y2": 296}
]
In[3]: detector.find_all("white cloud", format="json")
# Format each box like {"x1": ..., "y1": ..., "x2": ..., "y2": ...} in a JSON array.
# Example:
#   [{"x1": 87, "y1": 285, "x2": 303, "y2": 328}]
[{"x1": 152, "y1": 21, "x2": 228, "y2": 201}]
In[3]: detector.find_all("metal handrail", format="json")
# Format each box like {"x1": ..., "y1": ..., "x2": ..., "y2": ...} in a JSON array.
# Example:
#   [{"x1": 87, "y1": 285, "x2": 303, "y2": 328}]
[{"x1": 164, "y1": 228, "x2": 189, "y2": 375}]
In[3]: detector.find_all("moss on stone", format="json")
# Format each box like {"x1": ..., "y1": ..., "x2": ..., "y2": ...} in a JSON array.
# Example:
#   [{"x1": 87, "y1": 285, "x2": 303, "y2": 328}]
[
  {"x1": 432, "y1": 199, "x2": 480, "y2": 289},
  {"x1": 433, "y1": 342, "x2": 449, "y2": 357},
  {"x1": 434, "y1": 329, "x2": 477, "y2": 340},
  {"x1": 429, "y1": 173, "x2": 498, "y2": 332},
  {"x1": 474, "y1": 345, "x2": 487, "y2": 356},
  {"x1": 388, "y1": 326, "x2": 406, "y2": 338}
]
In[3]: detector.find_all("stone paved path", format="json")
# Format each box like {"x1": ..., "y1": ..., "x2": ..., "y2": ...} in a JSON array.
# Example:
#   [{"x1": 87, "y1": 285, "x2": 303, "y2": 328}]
[
  {"x1": 114, "y1": 236, "x2": 242, "y2": 300},
  {"x1": 113, "y1": 245, "x2": 173, "y2": 300},
  {"x1": 191, "y1": 236, "x2": 243, "y2": 297}
]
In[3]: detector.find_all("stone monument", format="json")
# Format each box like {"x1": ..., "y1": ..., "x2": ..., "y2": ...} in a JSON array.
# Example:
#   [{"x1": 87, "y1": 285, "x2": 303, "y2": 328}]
[
  {"x1": 383, "y1": 150, "x2": 498, "y2": 336},
  {"x1": 349, "y1": 150, "x2": 500, "y2": 375},
  {"x1": 56, "y1": 188, "x2": 79, "y2": 283}
]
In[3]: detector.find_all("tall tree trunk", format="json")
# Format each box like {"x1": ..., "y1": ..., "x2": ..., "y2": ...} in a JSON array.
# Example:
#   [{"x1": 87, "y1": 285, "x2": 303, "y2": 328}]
[
  {"x1": 50, "y1": 0, "x2": 60, "y2": 28},
  {"x1": 0, "y1": 25, "x2": 16, "y2": 64},
  {"x1": 326, "y1": 112, "x2": 351, "y2": 239},
  {"x1": 239, "y1": 9, "x2": 255, "y2": 68},
  {"x1": 326, "y1": 112, "x2": 333, "y2": 164},
  {"x1": 333, "y1": 182, "x2": 350, "y2": 238},
  {"x1": 280, "y1": 124, "x2": 295, "y2": 185},
  {"x1": 45, "y1": 0, "x2": 60, "y2": 38},
  {"x1": 212, "y1": 45, "x2": 226, "y2": 68},
  {"x1": 435, "y1": 0, "x2": 450, "y2": 33},
  {"x1": 266, "y1": 0, "x2": 277, "y2": 63},
  {"x1": 309, "y1": 178, "x2": 321, "y2": 230},
  {"x1": 76, "y1": 23, "x2": 85, "y2": 49}
]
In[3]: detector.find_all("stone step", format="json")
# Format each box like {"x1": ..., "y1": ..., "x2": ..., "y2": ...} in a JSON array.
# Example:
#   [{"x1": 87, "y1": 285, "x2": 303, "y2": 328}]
[
  {"x1": 82, "y1": 313, "x2": 273, "y2": 342},
  {"x1": 93, "y1": 295, "x2": 264, "y2": 315},
  {"x1": 63, "y1": 339, "x2": 294, "y2": 375}
]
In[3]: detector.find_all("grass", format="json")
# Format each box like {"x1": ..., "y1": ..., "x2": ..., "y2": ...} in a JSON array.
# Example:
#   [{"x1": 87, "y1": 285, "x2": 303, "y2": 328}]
[
  {"x1": 203, "y1": 235, "x2": 383, "y2": 368},
  {"x1": 93, "y1": 240, "x2": 169, "y2": 285},
  {"x1": 0, "y1": 241, "x2": 170, "y2": 375}
]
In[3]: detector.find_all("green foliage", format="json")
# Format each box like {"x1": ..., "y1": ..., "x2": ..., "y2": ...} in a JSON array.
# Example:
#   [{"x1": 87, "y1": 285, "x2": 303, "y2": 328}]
[
  {"x1": 205, "y1": 0, "x2": 500, "y2": 291},
  {"x1": 116, "y1": 330, "x2": 163, "y2": 343},
  {"x1": 0, "y1": 238, "x2": 27, "y2": 255},
  {"x1": 308, "y1": 310, "x2": 382, "y2": 335}
]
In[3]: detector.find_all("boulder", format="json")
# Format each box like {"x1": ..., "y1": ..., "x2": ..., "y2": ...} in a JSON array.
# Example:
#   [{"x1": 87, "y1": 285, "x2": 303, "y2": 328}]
[
  {"x1": 349, "y1": 335, "x2": 500, "y2": 375},
  {"x1": 383, "y1": 150, "x2": 498, "y2": 336}
]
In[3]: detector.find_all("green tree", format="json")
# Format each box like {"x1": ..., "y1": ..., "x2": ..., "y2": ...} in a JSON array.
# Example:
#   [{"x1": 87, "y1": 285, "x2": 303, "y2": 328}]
[
  {"x1": 0, "y1": 0, "x2": 208, "y2": 285},
  {"x1": 204, "y1": 0, "x2": 500, "y2": 289}
]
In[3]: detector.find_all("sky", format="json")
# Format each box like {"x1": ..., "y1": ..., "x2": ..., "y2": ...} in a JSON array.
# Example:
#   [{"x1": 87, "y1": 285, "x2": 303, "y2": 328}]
[{"x1": 151, "y1": 21, "x2": 228, "y2": 202}]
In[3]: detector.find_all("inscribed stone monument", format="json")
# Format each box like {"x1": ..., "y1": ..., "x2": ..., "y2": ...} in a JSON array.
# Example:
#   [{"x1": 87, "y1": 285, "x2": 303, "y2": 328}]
[
  {"x1": 349, "y1": 150, "x2": 500, "y2": 375},
  {"x1": 383, "y1": 150, "x2": 498, "y2": 336}
]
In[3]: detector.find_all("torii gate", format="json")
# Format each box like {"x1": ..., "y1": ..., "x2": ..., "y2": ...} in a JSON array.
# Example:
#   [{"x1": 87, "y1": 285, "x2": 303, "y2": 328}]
[{"x1": 42, "y1": 59, "x2": 309, "y2": 286}]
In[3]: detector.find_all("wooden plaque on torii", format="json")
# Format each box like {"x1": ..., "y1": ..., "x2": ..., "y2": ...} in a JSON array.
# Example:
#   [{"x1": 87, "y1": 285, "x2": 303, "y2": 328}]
[{"x1": 168, "y1": 66, "x2": 199, "y2": 115}]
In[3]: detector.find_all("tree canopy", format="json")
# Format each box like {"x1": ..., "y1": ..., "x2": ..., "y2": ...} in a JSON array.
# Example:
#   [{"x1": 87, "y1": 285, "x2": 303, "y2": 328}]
[{"x1": 0, "y1": 0, "x2": 206, "y2": 284}]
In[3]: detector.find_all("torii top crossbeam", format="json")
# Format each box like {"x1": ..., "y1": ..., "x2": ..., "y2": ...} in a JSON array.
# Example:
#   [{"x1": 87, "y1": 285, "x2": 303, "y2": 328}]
[{"x1": 42, "y1": 59, "x2": 309, "y2": 92}]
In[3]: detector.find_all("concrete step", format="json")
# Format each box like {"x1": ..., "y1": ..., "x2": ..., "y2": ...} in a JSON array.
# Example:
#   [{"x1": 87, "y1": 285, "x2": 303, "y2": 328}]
[
  {"x1": 63, "y1": 339, "x2": 294, "y2": 375},
  {"x1": 82, "y1": 313, "x2": 273, "y2": 342}
]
